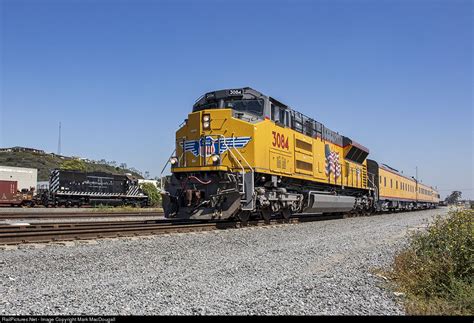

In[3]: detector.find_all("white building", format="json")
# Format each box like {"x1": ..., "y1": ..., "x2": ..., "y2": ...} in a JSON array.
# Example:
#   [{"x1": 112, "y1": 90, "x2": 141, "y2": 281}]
[{"x1": 0, "y1": 165, "x2": 38, "y2": 192}]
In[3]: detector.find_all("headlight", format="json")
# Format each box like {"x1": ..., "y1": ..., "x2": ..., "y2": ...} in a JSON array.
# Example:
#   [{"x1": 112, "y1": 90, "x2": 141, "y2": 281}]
[
  {"x1": 202, "y1": 114, "x2": 211, "y2": 129},
  {"x1": 211, "y1": 155, "x2": 220, "y2": 162},
  {"x1": 169, "y1": 157, "x2": 178, "y2": 165}
]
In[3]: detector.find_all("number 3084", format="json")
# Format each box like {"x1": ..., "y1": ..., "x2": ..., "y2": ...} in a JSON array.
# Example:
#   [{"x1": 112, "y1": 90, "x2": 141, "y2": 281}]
[{"x1": 272, "y1": 131, "x2": 289, "y2": 150}]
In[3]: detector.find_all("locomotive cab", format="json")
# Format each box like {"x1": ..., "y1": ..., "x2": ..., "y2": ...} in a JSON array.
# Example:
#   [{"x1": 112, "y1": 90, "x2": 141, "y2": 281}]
[{"x1": 193, "y1": 88, "x2": 267, "y2": 123}]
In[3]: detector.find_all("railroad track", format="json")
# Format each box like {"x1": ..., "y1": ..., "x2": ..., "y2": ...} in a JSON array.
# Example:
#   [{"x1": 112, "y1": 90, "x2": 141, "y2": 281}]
[
  {"x1": 0, "y1": 214, "x2": 342, "y2": 245},
  {"x1": 0, "y1": 210, "x2": 164, "y2": 219}
]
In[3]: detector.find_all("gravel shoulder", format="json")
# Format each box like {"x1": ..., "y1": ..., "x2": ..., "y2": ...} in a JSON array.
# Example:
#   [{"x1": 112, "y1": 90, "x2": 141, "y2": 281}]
[{"x1": 0, "y1": 207, "x2": 449, "y2": 315}]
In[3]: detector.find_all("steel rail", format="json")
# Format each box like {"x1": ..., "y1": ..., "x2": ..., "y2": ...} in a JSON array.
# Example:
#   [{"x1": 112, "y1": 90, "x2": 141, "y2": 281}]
[
  {"x1": 0, "y1": 211, "x2": 164, "y2": 219},
  {"x1": 0, "y1": 214, "x2": 342, "y2": 245},
  {"x1": 0, "y1": 222, "x2": 223, "y2": 245}
]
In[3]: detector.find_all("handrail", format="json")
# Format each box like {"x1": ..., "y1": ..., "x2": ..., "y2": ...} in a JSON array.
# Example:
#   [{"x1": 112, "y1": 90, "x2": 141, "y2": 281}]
[
  {"x1": 216, "y1": 135, "x2": 254, "y2": 200},
  {"x1": 216, "y1": 135, "x2": 245, "y2": 174},
  {"x1": 233, "y1": 141, "x2": 254, "y2": 172},
  {"x1": 367, "y1": 172, "x2": 376, "y2": 188},
  {"x1": 218, "y1": 135, "x2": 254, "y2": 173},
  {"x1": 179, "y1": 137, "x2": 186, "y2": 167},
  {"x1": 160, "y1": 149, "x2": 176, "y2": 191}
]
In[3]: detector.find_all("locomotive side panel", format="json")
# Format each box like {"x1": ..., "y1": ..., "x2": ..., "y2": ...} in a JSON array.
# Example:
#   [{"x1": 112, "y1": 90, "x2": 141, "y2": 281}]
[
  {"x1": 54, "y1": 170, "x2": 126, "y2": 194},
  {"x1": 246, "y1": 117, "x2": 369, "y2": 190}
]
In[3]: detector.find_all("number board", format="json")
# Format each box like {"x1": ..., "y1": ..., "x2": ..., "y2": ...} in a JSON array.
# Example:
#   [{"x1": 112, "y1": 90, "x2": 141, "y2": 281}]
[
  {"x1": 272, "y1": 131, "x2": 289, "y2": 150},
  {"x1": 228, "y1": 89, "x2": 243, "y2": 96}
]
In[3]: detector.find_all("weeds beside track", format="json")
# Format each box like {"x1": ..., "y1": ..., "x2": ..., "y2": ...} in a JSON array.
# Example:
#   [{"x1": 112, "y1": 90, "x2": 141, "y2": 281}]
[{"x1": 387, "y1": 209, "x2": 473, "y2": 315}]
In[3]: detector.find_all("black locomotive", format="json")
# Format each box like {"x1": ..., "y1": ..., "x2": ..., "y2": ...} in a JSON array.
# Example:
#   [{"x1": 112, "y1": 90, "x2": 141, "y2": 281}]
[{"x1": 41, "y1": 169, "x2": 148, "y2": 207}]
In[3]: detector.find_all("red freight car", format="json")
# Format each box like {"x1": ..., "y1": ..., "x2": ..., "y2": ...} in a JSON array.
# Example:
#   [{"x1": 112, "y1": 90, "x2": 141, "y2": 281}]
[
  {"x1": 0, "y1": 180, "x2": 21, "y2": 206},
  {"x1": 0, "y1": 180, "x2": 35, "y2": 207}
]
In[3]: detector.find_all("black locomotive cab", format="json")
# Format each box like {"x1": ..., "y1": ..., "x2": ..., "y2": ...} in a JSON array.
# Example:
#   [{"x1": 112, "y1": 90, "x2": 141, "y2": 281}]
[{"x1": 192, "y1": 87, "x2": 268, "y2": 122}]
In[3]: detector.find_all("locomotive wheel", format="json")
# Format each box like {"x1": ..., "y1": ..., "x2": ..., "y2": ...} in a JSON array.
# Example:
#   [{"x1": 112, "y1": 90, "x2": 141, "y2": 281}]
[
  {"x1": 281, "y1": 209, "x2": 291, "y2": 221},
  {"x1": 238, "y1": 211, "x2": 251, "y2": 225},
  {"x1": 261, "y1": 209, "x2": 272, "y2": 223}
]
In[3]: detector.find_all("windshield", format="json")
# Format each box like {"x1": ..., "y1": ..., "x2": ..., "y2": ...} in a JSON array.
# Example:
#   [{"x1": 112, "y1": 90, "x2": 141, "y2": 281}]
[
  {"x1": 225, "y1": 99, "x2": 264, "y2": 116},
  {"x1": 193, "y1": 102, "x2": 218, "y2": 111},
  {"x1": 193, "y1": 99, "x2": 265, "y2": 116}
]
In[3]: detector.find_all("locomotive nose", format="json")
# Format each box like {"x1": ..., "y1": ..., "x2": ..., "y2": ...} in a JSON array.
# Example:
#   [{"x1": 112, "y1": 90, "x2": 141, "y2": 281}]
[{"x1": 174, "y1": 109, "x2": 233, "y2": 169}]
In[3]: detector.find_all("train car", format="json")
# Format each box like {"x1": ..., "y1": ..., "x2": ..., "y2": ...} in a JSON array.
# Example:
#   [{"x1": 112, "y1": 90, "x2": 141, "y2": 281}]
[
  {"x1": 418, "y1": 182, "x2": 440, "y2": 207},
  {"x1": 162, "y1": 87, "x2": 376, "y2": 221},
  {"x1": 43, "y1": 169, "x2": 148, "y2": 207},
  {"x1": 0, "y1": 180, "x2": 35, "y2": 207},
  {"x1": 368, "y1": 161, "x2": 439, "y2": 211}
]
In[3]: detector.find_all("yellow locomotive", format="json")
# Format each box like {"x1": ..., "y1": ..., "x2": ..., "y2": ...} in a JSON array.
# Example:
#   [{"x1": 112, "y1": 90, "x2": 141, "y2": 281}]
[{"x1": 162, "y1": 87, "x2": 439, "y2": 220}]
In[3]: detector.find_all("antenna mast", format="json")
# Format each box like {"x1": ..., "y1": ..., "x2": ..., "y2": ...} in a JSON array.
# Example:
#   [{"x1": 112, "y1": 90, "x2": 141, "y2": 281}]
[{"x1": 57, "y1": 122, "x2": 62, "y2": 155}]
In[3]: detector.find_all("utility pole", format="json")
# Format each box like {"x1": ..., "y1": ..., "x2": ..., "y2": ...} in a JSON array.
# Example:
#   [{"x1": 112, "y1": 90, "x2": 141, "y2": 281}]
[
  {"x1": 57, "y1": 122, "x2": 62, "y2": 155},
  {"x1": 415, "y1": 166, "x2": 418, "y2": 201}
]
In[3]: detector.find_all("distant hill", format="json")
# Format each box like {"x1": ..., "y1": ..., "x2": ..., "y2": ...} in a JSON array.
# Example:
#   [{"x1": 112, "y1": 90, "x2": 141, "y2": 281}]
[{"x1": 0, "y1": 151, "x2": 144, "y2": 181}]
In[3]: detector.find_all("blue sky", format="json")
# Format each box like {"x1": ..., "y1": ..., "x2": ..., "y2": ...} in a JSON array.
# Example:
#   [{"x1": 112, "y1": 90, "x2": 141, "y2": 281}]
[{"x1": 1, "y1": 0, "x2": 472, "y2": 199}]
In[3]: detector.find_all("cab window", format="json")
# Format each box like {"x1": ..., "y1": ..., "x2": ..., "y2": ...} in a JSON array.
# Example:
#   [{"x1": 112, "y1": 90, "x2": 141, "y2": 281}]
[
  {"x1": 226, "y1": 99, "x2": 265, "y2": 116},
  {"x1": 271, "y1": 104, "x2": 290, "y2": 127}
]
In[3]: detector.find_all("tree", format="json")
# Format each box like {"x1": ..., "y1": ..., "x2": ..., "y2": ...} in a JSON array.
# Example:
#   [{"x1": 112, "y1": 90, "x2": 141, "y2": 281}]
[
  {"x1": 120, "y1": 163, "x2": 127, "y2": 169},
  {"x1": 445, "y1": 191, "x2": 462, "y2": 205},
  {"x1": 140, "y1": 182, "x2": 161, "y2": 207},
  {"x1": 136, "y1": 170, "x2": 143, "y2": 177},
  {"x1": 144, "y1": 171, "x2": 150, "y2": 179},
  {"x1": 60, "y1": 159, "x2": 86, "y2": 171}
]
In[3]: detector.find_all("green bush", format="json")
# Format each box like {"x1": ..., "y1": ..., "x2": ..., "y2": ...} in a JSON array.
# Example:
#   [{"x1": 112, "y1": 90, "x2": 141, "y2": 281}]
[
  {"x1": 140, "y1": 182, "x2": 161, "y2": 207},
  {"x1": 60, "y1": 159, "x2": 87, "y2": 171},
  {"x1": 391, "y1": 209, "x2": 473, "y2": 315}
]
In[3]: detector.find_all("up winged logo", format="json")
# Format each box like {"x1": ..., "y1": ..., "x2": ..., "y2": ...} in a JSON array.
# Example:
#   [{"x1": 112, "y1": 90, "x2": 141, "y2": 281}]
[{"x1": 181, "y1": 136, "x2": 252, "y2": 157}]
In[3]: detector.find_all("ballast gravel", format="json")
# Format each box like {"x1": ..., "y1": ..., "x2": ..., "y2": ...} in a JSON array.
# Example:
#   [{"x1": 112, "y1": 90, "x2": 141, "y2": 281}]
[{"x1": 0, "y1": 208, "x2": 448, "y2": 315}]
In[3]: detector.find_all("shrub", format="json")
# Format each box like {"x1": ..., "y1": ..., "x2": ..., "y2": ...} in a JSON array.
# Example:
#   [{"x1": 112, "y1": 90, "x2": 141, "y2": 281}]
[
  {"x1": 390, "y1": 209, "x2": 473, "y2": 315},
  {"x1": 140, "y1": 182, "x2": 161, "y2": 207},
  {"x1": 60, "y1": 159, "x2": 87, "y2": 171}
]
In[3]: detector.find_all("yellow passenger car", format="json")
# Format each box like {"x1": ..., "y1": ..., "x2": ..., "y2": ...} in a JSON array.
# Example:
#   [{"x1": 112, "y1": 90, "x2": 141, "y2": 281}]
[{"x1": 376, "y1": 164, "x2": 439, "y2": 210}]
